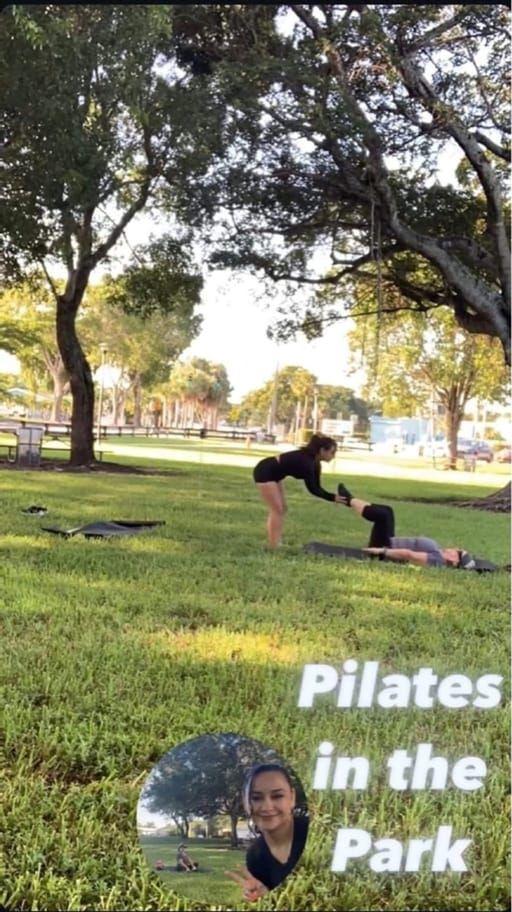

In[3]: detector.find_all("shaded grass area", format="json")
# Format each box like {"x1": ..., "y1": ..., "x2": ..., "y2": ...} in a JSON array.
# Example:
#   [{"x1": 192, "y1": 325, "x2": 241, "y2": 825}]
[
  {"x1": 0, "y1": 461, "x2": 509, "y2": 911},
  {"x1": 139, "y1": 837, "x2": 246, "y2": 906}
]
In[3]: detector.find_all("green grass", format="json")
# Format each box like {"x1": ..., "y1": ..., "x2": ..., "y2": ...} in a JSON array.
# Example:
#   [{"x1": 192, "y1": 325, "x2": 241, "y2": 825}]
[
  {"x1": 139, "y1": 837, "x2": 246, "y2": 906},
  {"x1": 0, "y1": 448, "x2": 509, "y2": 911}
]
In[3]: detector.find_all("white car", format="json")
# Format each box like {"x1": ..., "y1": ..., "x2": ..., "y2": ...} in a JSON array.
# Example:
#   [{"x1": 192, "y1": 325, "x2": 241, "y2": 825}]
[{"x1": 419, "y1": 438, "x2": 449, "y2": 458}]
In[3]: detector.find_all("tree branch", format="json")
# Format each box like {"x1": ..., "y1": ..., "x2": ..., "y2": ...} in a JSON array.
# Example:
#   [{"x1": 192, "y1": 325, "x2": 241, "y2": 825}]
[
  {"x1": 89, "y1": 179, "x2": 152, "y2": 269},
  {"x1": 39, "y1": 259, "x2": 59, "y2": 303},
  {"x1": 437, "y1": 236, "x2": 498, "y2": 275},
  {"x1": 396, "y1": 53, "x2": 511, "y2": 313},
  {"x1": 474, "y1": 131, "x2": 511, "y2": 163},
  {"x1": 404, "y1": 10, "x2": 472, "y2": 53},
  {"x1": 466, "y1": 47, "x2": 510, "y2": 135}
]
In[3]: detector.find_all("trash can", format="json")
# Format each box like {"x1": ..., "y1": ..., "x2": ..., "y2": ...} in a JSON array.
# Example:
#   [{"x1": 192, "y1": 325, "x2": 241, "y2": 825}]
[{"x1": 16, "y1": 426, "x2": 44, "y2": 467}]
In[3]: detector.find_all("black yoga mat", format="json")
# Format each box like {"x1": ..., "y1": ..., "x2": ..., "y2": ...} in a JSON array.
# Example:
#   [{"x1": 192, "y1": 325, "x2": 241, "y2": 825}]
[
  {"x1": 304, "y1": 541, "x2": 498, "y2": 572},
  {"x1": 42, "y1": 520, "x2": 165, "y2": 538}
]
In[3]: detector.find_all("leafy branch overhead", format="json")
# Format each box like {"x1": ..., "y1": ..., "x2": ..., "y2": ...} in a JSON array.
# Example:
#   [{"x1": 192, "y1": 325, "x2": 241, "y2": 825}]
[
  {"x1": 181, "y1": 4, "x2": 510, "y2": 361},
  {"x1": 0, "y1": 5, "x2": 509, "y2": 467}
]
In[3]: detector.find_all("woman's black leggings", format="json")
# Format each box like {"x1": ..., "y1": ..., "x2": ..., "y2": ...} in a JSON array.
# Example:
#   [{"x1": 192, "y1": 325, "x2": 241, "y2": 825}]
[{"x1": 362, "y1": 504, "x2": 395, "y2": 547}]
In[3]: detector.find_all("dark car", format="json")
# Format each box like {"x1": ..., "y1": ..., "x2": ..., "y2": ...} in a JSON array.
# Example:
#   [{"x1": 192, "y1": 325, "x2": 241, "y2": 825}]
[{"x1": 457, "y1": 439, "x2": 494, "y2": 463}]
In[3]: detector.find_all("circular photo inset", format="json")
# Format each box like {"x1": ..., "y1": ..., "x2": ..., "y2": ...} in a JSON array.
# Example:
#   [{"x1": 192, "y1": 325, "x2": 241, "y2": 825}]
[{"x1": 137, "y1": 732, "x2": 309, "y2": 905}]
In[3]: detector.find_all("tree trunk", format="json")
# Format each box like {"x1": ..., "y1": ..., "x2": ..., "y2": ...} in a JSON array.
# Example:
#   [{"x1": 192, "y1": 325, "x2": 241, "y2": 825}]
[
  {"x1": 230, "y1": 813, "x2": 239, "y2": 848},
  {"x1": 50, "y1": 369, "x2": 69, "y2": 422},
  {"x1": 112, "y1": 386, "x2": 126, "y2": 425},
  {"x1": 133, "y1": 375, "x2": 142, "y2": 427},
  {"x1": 445, "y1": 409, "x2": 460, "y2": 470},
  {"x1": 459, "y1": 481, "x2": 511, "y2": 512},
  {"x1": 56, "y1": 292, "x2": 95, "y2": 465}
]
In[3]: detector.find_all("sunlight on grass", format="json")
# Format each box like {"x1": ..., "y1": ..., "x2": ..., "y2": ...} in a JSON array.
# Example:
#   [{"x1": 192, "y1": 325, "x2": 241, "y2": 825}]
[
  {"x1": 139, "y1": 627, "x2": 302, "y2": 666},
  {"x1": 1, "y1": 455, "x2": 509, "y2": 911}
]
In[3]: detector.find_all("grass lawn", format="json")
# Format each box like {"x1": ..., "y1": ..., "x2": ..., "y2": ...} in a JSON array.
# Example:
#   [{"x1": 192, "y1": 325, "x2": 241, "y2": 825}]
[
  {"x1": 0, "y1": 447, "x2": 509, "y2": 911},
  {"x1": 139, "y1": 836, "x2": 246, "y2": 906}
]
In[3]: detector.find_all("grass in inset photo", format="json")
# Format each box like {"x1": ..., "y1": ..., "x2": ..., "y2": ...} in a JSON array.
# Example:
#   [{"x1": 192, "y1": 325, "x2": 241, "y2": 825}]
[{"x1": 140, "y1": 836, "x2": 246, "y2": 907}]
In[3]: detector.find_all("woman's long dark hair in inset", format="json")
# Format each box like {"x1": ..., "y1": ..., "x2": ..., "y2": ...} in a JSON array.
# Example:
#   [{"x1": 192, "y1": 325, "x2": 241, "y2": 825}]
[{"x1": 301, "y1": 434, "x2": 337, "y2": 459}]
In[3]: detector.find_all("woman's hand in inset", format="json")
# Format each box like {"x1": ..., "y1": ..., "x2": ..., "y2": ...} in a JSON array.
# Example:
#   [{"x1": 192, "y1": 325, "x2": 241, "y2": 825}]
[
  {"x1": 225, "y1": 865, "x2": 268, "y2": 902},
  {"x1": 334, "y1": 494, "x2": 348, "y2": 504}
]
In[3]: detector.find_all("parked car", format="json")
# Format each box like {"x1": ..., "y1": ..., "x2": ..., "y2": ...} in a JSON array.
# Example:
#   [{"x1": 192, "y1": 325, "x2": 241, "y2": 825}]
[
  {"x1": 496, "y1": 446, "x2": 512, "y2": 463},
  {"x1": 456, "y1": 438, "x2": 474, "y2": 456},
  {"x1": 471, "y1": 441, "x2": 494, "y2": 462},
  {"x1": 419, "y1": 437, "x2": 449, "y2": 458},
  {"x1": 457, "y1": 439, "x2": 494, "y2": 462}
]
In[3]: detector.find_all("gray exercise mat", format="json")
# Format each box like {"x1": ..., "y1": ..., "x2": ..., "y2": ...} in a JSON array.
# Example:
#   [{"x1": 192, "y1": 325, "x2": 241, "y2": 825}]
[
  {"x1": 304, "y1": 542, "x2": 376, "y2": 560},
  {"x1": 42, "y1": 520, "x2": 165, "y2": 538},
  {"x1": 304, "y1": 541, "x2": 498, "y2": 572}
]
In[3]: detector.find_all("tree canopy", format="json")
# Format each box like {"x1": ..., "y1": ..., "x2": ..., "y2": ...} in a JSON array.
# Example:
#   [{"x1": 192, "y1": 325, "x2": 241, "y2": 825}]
[
  {"x1": 1, "y1": 5, "x2": 509, "y2": 466},
  {"x1": 350, "y1": 304, "x2": 509, "y2": 465},
  {"x1": 139, "y1": 734, "x2": 303, "y2": 847},
  {"x1": 234, "y1": 366, "x2": 369, "y2": 430},
  {"x1": 178, "y1": 4, "x2": 510, "y2": 360},
  {"x1": 0, "y1": 5, "x2": 222, "y2": 462}
]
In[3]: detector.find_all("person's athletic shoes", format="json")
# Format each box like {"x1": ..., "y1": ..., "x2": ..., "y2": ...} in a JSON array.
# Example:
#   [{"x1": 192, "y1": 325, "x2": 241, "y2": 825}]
[
  {"x1": 337, "y1": 483, "x2": 352, "y2": 504},
  {"x1": 22, "y1": 505, "x2": 47, "y2": 515}
]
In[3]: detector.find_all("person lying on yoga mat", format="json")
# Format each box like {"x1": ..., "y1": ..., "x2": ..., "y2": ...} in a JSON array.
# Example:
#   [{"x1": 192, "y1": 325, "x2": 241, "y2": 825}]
[
  {"x1": 337, "y1": 483, "x2": 477, "y2": 569},
  {"x1": 225, "y1": 764, "x2": 308, "y2": 901},
  {"x1": 253, "y1": 435, "x2": 347, "y2": 548}
]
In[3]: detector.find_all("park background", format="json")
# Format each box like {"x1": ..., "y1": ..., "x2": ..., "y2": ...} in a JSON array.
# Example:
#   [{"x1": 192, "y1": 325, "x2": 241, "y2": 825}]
[{"x1": 0, "y1": 4, "x2": 510, "y2": 911}]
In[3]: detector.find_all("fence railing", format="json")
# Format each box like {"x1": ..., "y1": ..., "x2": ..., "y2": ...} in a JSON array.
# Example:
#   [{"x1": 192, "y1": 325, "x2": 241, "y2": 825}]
[{"x1": 1, "y1": 420, "x2": 276, "y2": 444}]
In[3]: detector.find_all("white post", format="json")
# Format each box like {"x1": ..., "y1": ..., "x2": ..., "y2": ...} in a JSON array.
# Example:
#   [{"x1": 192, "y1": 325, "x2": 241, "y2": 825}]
[{"x1": 96, "y1": 343, "x2": 108, "y2": 450}]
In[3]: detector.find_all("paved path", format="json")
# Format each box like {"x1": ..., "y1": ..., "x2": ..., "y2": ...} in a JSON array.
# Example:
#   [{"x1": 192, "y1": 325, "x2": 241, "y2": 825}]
[{"x1": 106, "y1": 441, "x2": 507, "y2": 489}]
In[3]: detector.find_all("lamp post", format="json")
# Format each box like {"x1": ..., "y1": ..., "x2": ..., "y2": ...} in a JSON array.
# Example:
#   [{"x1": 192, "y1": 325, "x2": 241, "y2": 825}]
[
  {"x1": 268, "y1": 361, "x2": 279, "y2": 435},
  {"x1": 96, "y1": 342, "x2": 108, "y2": 451},
  {"x1": 430, "y1": 386, "x2": 436, "y2": 468},
  {"x1": 313, "y1": 386, "x2": 319, "y2": 433}
]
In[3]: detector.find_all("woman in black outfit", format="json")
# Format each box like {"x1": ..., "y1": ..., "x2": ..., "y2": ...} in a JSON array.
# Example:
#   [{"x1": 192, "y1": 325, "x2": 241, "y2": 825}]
[
  {"x1": 253, "y1": 434, "x2": 346, "y2": 547},
  {"x1": 225, "y1": 764, "x2": 308, "y2": 902}
]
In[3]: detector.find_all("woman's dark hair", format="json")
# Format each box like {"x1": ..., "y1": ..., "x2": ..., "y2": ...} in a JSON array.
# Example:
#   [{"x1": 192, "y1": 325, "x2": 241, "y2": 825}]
[
  {"x1": 242, "y1": 763, "x2": 294, "y2": 817},
  {"x1": 301, "y1": 434, "x2": 337, "y2": 458}
]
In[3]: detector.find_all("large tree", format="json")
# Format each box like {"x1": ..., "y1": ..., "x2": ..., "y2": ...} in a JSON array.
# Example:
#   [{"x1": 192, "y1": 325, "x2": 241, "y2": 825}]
[
  {"x1": 0, "y1": 5, "x2": 224, "y2": 463},
  {"x1": 140, "y1": 734, "x2": 295, "y2": 848},
  {"x1": 179, "y1": 5, "x2": 510, "y2": 361}
]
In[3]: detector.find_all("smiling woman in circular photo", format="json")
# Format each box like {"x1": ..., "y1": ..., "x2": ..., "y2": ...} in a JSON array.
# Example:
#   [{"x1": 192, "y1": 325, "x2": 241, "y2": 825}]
[
  {"x1": 136, "y1": 733, "x2": 308, "y2": 906},
  {"x1": 225, "y1": 762, "x2": 309, "y2": 902}
]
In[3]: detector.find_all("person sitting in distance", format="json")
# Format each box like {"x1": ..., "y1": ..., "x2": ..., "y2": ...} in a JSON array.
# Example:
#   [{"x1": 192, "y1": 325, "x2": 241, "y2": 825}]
[{"x1": 176, "y1": 844, "x2": 199, "y2": 872}]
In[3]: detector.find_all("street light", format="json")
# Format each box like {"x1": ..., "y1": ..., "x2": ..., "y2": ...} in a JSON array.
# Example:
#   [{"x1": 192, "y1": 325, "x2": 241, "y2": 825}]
[
  {"x1": 268, "y1": 360, "x2": 279, "y2": 435},
  {"x1": 96, "y1": 342, "x2": 108, "y2": 451},
  {"x1": 313, "y1": 386, "x2": 319, "y2": 433}
]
